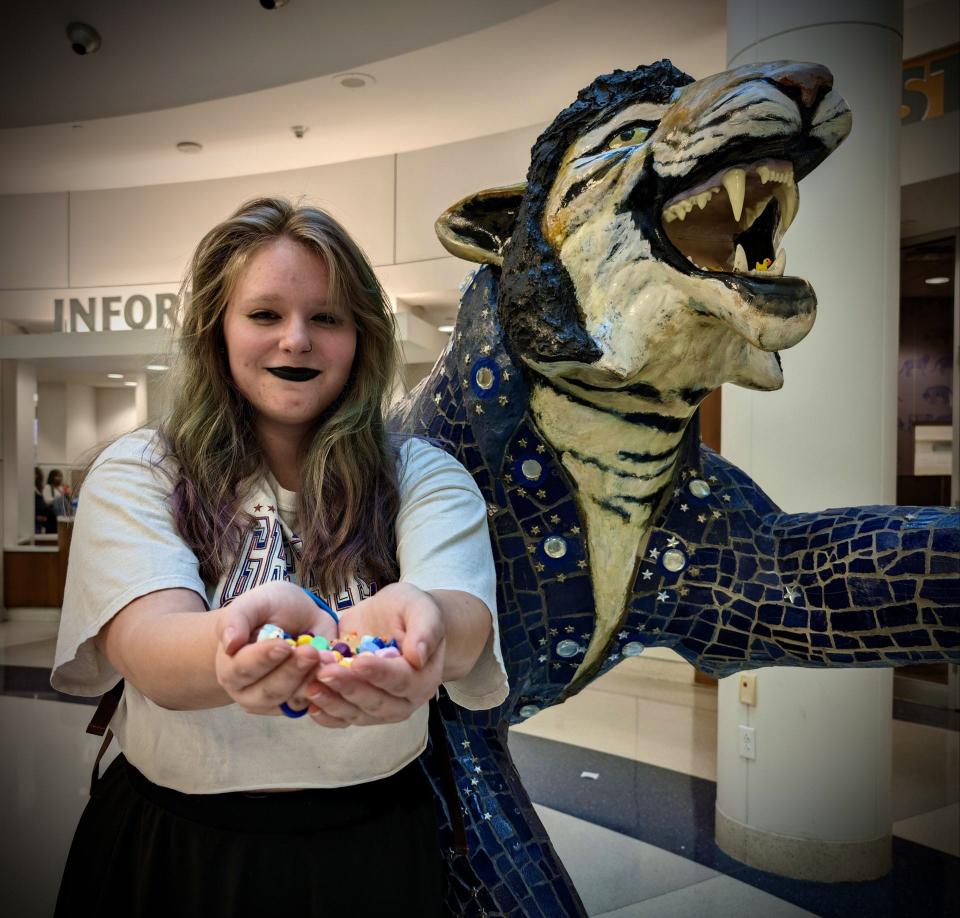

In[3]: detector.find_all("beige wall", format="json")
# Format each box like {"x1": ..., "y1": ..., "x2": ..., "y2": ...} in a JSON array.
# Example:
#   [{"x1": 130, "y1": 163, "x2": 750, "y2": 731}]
[{"x1": 0, "y1": 121, "x2": 544, "y2": 325}]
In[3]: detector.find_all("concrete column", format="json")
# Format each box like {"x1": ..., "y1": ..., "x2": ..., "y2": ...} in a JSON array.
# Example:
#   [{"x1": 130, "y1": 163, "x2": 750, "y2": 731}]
[
  {"x1": 1, "y1": 360, "x2": 38, "y2": 548},
  {"x1": 717, "y1": 0, "x2": 902, "y2": 880}
]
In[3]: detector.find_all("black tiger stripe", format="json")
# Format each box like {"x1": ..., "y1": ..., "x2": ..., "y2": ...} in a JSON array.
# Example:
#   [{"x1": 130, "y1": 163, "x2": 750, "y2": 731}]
[
  {"x1": 564, "y1": 376, "x2": 664, "y2": 402},
  {"x1": 677, "y1": 386, "x2": 711, "y2": 405},
  {"x1": 616, "y1": 489, "x2": 664, "y2": 506},
  {"x1": 567, "y1": 449, "x2": 674, "y2": 481},
  {"x1": 567, "y1": 387, "x2": 685, "y2": 431},
  {"x1": 546, "y1": 382, "x2": 688, "y2": 432},
  {"x1": 698, "y1": 97, "x2": 791, "y2": 131},
  {"x1": 592, "y1": 496, "x2": 630, "y2": 521},
  {"x1": 618, "y1": 446, "x2": 680, "y2": 463},
  {"x1": 561, "y1": 149, "x2": 630, "y2": 208}
]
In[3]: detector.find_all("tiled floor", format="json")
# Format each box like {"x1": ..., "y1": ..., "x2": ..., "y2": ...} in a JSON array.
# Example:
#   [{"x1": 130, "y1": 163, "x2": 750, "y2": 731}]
[{"x1": 0, "y1": 620, "x2": 958, "y2": 917}]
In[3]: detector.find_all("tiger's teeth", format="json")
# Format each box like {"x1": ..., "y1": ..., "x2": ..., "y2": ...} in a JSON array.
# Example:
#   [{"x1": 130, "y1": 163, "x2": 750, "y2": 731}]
[
  {"x1": 774, "y1": 181, "x2": 799, "y2": 234},
  {"x1": 722, "y1": 168, "x2": 746, "y2": 222},
  {"x1": 768, "y1": 248, "x2": 786, "y2": 276},
  {"x1": 733, "y1": 243, "x2": 748, "y2": 273},
  {"x1": 663, "y1": 198, "x2": 695, "y2": 222}
]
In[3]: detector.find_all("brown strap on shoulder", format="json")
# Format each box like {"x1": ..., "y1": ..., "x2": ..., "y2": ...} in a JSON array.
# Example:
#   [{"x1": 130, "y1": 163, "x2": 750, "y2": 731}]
[
  {"x1": 86, "y1": 681, "x2": 123, "y2": 794},
  {"x1": 428, "y1": 696, "x2": 469, "y2": 856}
]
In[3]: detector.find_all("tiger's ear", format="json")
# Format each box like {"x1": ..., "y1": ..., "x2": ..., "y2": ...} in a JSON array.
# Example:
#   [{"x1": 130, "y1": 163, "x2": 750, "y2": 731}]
[{"x1": 435, "y1": 183, "x2": 526, "y2": 267}]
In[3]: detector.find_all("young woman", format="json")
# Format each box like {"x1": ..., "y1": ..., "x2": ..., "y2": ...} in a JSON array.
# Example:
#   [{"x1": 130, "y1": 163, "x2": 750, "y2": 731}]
[
  {"x1": 43, "y1": 468, "x2": 65, "y2": 506},
  {"x1": 51, "y1": 198, "x2": 507, "y2": 917}
]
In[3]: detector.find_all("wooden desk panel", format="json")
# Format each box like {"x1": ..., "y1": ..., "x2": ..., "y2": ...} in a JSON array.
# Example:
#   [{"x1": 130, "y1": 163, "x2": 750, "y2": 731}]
[{"x1": 3, "y1": 550, "x2": 62, "y2": 608}]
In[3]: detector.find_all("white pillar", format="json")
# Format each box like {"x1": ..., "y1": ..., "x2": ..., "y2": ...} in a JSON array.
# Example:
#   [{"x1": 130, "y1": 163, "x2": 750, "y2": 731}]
[
  {"x1": 1, "y1": 359, "x2": 38, "y2": 547},
  {"x1": 717, "y1": 0, "x2": 902, "y2": 880}
]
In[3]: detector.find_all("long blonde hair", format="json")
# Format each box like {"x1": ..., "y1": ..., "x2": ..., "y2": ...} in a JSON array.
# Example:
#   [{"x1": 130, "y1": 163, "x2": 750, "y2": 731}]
[{"x1": 160, "y1": 197, "x2": 400, "y2": 592}]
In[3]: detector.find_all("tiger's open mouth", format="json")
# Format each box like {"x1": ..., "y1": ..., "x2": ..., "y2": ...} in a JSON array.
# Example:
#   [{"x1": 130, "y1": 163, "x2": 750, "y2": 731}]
[{"x1": 661, "y1": 159, "x2": 797, "y2": 278}]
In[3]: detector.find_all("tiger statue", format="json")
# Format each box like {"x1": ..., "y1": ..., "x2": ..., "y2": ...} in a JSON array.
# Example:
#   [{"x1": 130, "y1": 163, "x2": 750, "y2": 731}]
[{"x1": 391, "y1": 59, "x2": 959, "y2": 916}]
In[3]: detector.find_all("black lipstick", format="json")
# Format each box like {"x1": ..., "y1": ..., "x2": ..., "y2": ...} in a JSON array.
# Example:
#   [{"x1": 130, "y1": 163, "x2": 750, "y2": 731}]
[{"x1": 267, "y1": 367, "x2": 321, "y2": 382}]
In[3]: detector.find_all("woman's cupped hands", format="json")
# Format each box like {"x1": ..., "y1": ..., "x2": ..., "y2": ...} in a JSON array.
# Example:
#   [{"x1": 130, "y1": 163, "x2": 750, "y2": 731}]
[{"x1": 214, "y1": 580, "x2": 446, "y2": 727}]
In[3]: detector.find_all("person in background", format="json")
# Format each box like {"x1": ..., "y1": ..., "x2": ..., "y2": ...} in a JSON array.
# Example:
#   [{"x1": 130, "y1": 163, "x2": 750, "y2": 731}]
[
  {"x1": 43, "y1": 469, "x2": 65, "y2": 507},
  {"x1": 35, "y1": 467, "x2": 56, "y2": 534},
  {"x1": 51, "y1": 197, "x2": 507, "y2": 917}
]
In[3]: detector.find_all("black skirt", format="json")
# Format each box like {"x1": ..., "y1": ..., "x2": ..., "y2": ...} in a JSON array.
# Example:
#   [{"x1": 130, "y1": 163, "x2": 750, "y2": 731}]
[{"x1": 55, "y1": 754, "x2": 446, "y2": 918}]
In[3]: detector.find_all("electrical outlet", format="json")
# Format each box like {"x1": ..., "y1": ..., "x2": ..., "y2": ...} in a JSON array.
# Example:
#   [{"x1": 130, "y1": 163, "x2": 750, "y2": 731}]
[
  {"x1": 738, "y1": 725, "x2": 756, "y2": 760},
  {"x1": 738, "y1": 673, "x2": 757, "y2": 706}
]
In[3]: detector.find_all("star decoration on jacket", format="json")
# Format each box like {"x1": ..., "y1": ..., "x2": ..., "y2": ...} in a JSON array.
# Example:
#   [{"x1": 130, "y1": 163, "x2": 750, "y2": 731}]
[
  {"x1": 641, "y1": 569, "x2": 653, "y2": 580},
  {"x1": 666, "y1": 536, "x2": 679, "y2": 548},
  {"x1": 784, "y1": 584, "x2": 801, "y2": 604},
  {"x1": 657, "y1": 591, "x2": 669, "y2": 602},
  {"x1": 648, "y1": 547, "x2": 660, "y2": 560},
  {"x1": 254, "y1": 504, "x2": 263, "y2": 512}
]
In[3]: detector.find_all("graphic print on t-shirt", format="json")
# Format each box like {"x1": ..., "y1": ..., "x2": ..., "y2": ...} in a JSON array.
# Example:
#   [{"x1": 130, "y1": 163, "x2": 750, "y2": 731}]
[
  {"x1": 216, "y1": 500, "x2": 377, "y2": 611},
  {"x1": 218, "y1": 508, "x2": 288, "y2": 605}
]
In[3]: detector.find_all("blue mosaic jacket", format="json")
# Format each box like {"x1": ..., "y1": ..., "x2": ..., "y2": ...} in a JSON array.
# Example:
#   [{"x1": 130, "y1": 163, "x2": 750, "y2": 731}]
[{"x1": 394, "y1": 267, "x2": 959, "y2": 917}]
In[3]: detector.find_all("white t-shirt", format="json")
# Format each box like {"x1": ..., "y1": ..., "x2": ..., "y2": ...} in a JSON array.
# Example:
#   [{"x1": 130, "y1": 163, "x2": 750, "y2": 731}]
[{"x1": 52, "y1": 429, "x2": 508, "y2": 793}]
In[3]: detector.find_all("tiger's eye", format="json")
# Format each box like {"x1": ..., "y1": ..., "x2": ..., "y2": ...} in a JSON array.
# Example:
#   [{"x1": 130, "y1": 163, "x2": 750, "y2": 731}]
[{"x1": 609, "y1": 126, "x2": 649, "y2": 149}]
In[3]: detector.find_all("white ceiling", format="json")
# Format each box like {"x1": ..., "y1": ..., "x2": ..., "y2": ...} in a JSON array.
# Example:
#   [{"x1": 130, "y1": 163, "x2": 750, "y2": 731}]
[
  {"x1": 3, "y1": 0, "x2": 554, "y2": 128},
  {"x1": 1, "y1": 0, "x2": 727, "y2": 194}
]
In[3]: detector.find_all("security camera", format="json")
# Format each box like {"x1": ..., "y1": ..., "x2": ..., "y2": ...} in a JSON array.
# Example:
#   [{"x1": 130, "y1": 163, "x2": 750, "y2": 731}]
[
  {"x1": 259, "y1": 0, "x2": 289, "y2": 9},
  {"x1": 66, "y1": 22, "x2": 101, "y2": 56}
]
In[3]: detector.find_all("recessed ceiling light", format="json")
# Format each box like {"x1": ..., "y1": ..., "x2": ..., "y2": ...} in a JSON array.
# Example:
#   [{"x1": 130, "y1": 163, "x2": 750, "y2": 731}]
[
  {"x1": 107, "y1": 373, "x2": 123, "y2": 379},
  {"x1": 146, "y1": 364, "x2": 169, "y2": 371},
  {"x1": 124, "y1": 381, "x2": 138, "y2": 387},
  {"x1": 437, "y1": 325, "x2": 455, "y2": 334},
  {"x1": 176, "y1": 141, "x2": 203, "y2": 154},
  {"x1": 335, "y1": 72, "x2": 376, "y2": 90},
  {"x1": 924, "y1": 276, "x2": 951, "y2": 285}
]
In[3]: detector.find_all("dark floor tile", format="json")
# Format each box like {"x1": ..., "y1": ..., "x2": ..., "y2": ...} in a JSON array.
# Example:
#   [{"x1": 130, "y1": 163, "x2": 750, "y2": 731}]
[
  {"x1": 0, "y1": 665, "x2": 95, "y2": 705},
  {"x1": 509, "y1": 732, "x2": 960, "y2": 918}
]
